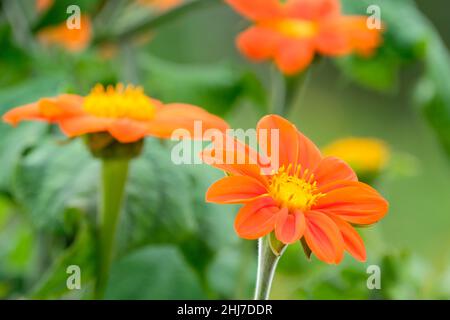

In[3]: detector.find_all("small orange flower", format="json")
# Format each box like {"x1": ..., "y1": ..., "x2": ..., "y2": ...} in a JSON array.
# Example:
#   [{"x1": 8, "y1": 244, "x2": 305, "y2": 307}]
[
  {"x1": 36, "y1": 0, "x2": 54, "y2": 13},
  {"x1": 3, "y1": 84, "x2": 229, "y2": 143},
  {"x1": 37, "y1": 15, "x2": 92, "y2": 52},
  {"x1": 227, "y1": 0, "x2": 383, "y2": 74},
  {"x1": 202, "y1": 115, "x2": 388, "y2": 264},
  {"x1": 137, "y1": 0, "x2": 182, "y2": 11}
]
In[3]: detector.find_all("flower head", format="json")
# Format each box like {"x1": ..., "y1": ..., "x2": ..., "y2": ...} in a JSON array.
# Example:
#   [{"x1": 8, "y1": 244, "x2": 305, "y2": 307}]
[
  {"x1": 202, "y1": 115, "x2": 388, "y2": 264},
  {"x1": 226, "y1": 0, "x2": 383, "y2": 74},
  {"x1": 37, "y1": 15, "x2": 92, "y2": 52},
  {"x1": 2, "y1": 83, "x2": 229, "y2": 144}
]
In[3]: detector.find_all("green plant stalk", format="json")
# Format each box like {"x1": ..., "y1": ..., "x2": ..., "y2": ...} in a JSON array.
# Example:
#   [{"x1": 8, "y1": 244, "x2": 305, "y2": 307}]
[
  {"x1": 94, "y1": 158, "x2": 130, "y2": 299},
  {"x1": 272, "y1": 67, "x2": 312, "y2": 117},
  {"x1": 254, "y1": 236, "x2": 286, "y2": 300}
]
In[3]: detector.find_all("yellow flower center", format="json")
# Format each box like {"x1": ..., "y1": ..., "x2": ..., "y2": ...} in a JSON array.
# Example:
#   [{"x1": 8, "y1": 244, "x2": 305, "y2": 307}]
[
  {"x1": 262, "y1": 19, "x2": 318, "y2": 39},
  {"x1": 269, "y1": 165, "x2": 323, "y2": 211},
  {"x1": 83, "y1": 84, "x2": 156, "y2": 121}
]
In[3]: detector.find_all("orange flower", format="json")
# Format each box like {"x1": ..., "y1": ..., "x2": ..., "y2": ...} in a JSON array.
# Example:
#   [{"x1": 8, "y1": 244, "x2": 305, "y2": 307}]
[
  {"x1": 226, "y1": 0, "x2": 383, "y2": 74},
  {"x1": 137, "y1": 0, "x2": 182, "y2": 11},
  {"x1": 36, "y1": 0, "x2": 54, "y2": 13},
  {"x1": 3, "y1": 84, "x2": 229, "y2": 143},
  {"x1": 37, "y1": 15, "x2": 92, "y2": 52},
  {"x1": 202, "y1": 115, "x2": 388, "y2": 264}
]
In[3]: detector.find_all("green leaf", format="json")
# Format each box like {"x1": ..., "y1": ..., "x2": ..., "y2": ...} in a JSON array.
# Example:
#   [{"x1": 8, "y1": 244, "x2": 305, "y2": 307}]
[
  {"x1": 120, "y1": 139, "x2": 236, "y2": 250},
  {"x1": 140, "y1": 55, "x2": 268, "y2": 115},
  {"x1": 418, "y1": 33, "x2": 450, "y2": 156},
  {"x1": 104, "y1": 245, "x2": 205, "y2": 299},
  {"x1": 206, "y1": 244, "x2": 256, "y2": 299}
]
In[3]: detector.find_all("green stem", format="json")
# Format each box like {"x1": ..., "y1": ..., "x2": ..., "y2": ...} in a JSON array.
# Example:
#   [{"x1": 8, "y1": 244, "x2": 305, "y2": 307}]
[
  {"x1": 254, "y1": 236, "x2": 286, "y2": 300},
  {"x1": 94, "y1": 158, "x2": 130, "y2": 299}
]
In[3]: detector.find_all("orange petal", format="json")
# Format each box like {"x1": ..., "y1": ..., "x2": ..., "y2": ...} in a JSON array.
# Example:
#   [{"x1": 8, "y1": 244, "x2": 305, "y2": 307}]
[
  {"x1": 285, "y1": 0, "x2": 340, "y2": 20},
  {"x1": 314, "y1": 180, "x2": 388, "y2": 225},
  {"x1": 108, "y1": 119, "x2": 149, "y2": 143},
  {"x1": 275, "y1": 208, "x2": 306, "y2": 244},
  {"x1": 316, "y1": 16, "x2": 382, "y2": 57},
  {"x1": 59, "y1": 115, "x2": 112, "y2": 138},
  {"x1": 328, "y1": 215, "x2": 366, "y2": 262},
  {"x1": 201, "y1": 133, "x2": 270, "y2": 186},
  {"x1": 315, "y1": 20, "x2": 353, "y2": 56},
  {"x1": 296, "y1": 130, "x2": 322, "y2": 170},
  {"x1": 274, "y1": 39, "x2": 315, "y2": 75},
  {"x1": 225, "y1": 0, "x2": 283, "y2": 20},
  {"x1": 148, "y1": 103, "x2": 229, "y2": 139},
  {"x1": 2, "y1": 94, "x2": 84, "y2": 126},
  {"x1": 3, "y1": 102, "x2": 43, "y2": 125},
  {"x1": 38, "y1": 15, "x2": 92, "y2": 52},
  {"x1": 234, "y1": 196, "x2": 279, "y2": 239},
  {"x1": 237, "y1": 26, "x2": 281, "y2": 61},
  {"x1": 206, "y1": 175, "x2": 268, "y2": 204},
  {"x1": 313, "y1": 156, "x2": 357, "y2": 187},
  {"x1": 341, "y1": 16, "x2": 383, "y2": 56},
  {"x1": 304, "y1": 210, "x2": 344, "y2": 264},
  {"x1": 257, "y1": 114, "x2": 299, "y2": 170}
]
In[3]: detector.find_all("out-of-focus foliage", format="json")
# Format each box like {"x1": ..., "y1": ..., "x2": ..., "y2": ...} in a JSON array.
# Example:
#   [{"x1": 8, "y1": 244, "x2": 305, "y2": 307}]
[{"x1": 339, "y1": 0, "x2": 450, "y2": 156}]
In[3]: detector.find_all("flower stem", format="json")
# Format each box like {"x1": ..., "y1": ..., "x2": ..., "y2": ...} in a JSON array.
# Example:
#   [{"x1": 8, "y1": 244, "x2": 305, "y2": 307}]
[
  {"x1": 254, "y1": 235, "x2": 286, "y2": 300},
  {"x1": 94, "y1": 158, "x2": 130, "y2": 299}
]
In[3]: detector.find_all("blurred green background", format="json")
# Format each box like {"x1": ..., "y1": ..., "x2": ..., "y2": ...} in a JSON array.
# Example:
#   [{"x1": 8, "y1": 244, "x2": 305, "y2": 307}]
[{"x1": 0, "y1": 0, "x2": 449, "y2": 299}]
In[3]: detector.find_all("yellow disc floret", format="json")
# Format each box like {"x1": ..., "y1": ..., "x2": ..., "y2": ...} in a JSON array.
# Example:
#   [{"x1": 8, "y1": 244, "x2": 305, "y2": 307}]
[
  {"x1": 83, "y1": 84, "x2": 156, "y2": 121},
  {"x1": 269, "y1": 165, "x2": 323, "y2": 211}
]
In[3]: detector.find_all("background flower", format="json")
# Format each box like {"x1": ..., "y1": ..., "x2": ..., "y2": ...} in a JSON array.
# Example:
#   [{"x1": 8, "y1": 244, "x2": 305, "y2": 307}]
[
  {"x1": 3, "y1": 84, "x2": 229, "y2": 143},
  {"x1": 226, "y1": 0, "x2": 383, "y2": 74},
  {"x1": 203, "y1": 115, "x2": 388, "y2": 264}
]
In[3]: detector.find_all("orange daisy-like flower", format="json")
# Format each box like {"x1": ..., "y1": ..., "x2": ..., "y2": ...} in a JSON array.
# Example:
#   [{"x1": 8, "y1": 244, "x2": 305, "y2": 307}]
[
  {"x1": 202, "y1": 115, "x2": 388, "y2": 264},
  {"x1": 37, "y1": 15, "x2": 92, "y2": 52},
  {"x1": 227, "y1": 0, "x2": 383, "y2": 74},
  {"x1": 3, "y1": 84, "x2": 229, "y2": 143}
]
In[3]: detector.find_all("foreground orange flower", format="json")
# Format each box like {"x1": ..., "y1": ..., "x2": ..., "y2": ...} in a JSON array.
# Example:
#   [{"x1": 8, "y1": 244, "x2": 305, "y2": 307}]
[
  {"x1": 227, "y1": 0, "x2": 383, "y2": 74},
  {"x1": 202, "y1": 115, "x2": 388, "y2": 264},
  {"x1": 38, "y1": 15, "x2": 92, "y2": 52},
  {"x1": 3, "y1": 84, "x2": 229, "y2": 143}
]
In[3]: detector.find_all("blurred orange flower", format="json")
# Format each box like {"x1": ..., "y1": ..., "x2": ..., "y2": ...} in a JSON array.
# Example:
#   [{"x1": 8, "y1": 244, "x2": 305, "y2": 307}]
[
  {"x1": 3, "y1": 84, "x2": 229, "y2": 143},
  {"x1": 36, "y1": 0, "x2": 54, "y2": 13},
  {"x1": 137, "y1": 0, "x2": 182, "y2": 11},
  {"x1": 202, "y1": 115, "x2": 388, "y2": 264},
  {"x1": 38, "y1": 15, "x2": 92, "y2": 52},
  {"x1": 226, "y1": 0, "x2": 383, "y2": 74}
]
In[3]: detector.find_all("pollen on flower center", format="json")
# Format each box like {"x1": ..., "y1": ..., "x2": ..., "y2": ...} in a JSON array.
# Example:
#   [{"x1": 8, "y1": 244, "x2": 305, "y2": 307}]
[
  {"x1": 83, "y1": 84, "x2": 156, "y2": 121},
  {"x1": 262, "y1": 19, "x2": 318, "y2": 39},
  {"x1": 269, "y1": 165, "x2": 323, "y2": 211}
]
